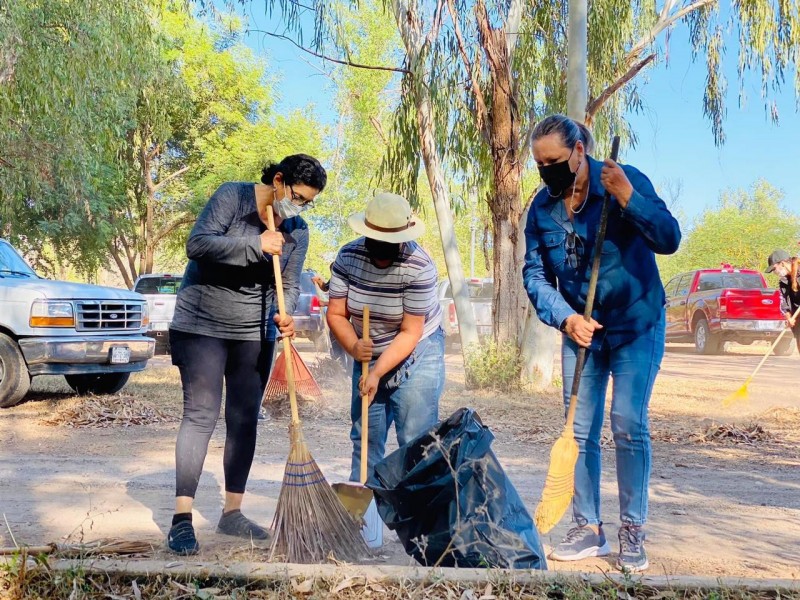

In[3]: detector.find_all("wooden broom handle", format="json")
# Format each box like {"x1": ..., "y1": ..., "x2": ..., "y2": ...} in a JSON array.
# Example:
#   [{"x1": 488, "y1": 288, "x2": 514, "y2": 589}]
[
  {"x1": 746, "y1": 304, "x2": 800, "y2": 381},
  {"x1": 360, "y1": 306, "x2": 370, "y2": 485},
  {"x1": 265, "y1": 205, "x2": 300, "y2": 425},
  {"x1": 565, "y1": 135, "x2": 620, "y2": 430}
]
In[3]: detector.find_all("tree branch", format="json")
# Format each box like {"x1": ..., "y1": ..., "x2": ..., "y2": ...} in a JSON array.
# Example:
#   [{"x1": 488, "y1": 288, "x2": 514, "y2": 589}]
[
  {"x1": 505, "y1": 0, "x2": 524, "y2": 59},
  {"x1": 586, "y1": 53, "x2": 656, "y2": 120},
  {"x1": 155, "y1": 213, "x2": 195, "y2": 241},
  {"x1": 153, "y1": 166, "x2": 189, "y2": 193},
  {"x1": 369, "y1": 116, "x2": 388, "y2": 145},
  {"x1": 585, "y1": 0, "x2": 713, "y2": 120},
  {"x1": 446, "y1": 0, "x2": 489, "y2": 133},
  {"x1": 108, "y1": 243, "x2": 134, "y2": 290},
  {"x1": 635, "y1": 0, "x2": 714, "y2": 58},
  {"x1": 120, "y1": 235, "x2": 138, "y2": 281},
  {"x1": 249, "y1": 29, "x2": 410, "y2": 74},
  {"x1": 427, "y1": 0, "x2": 446, "y2": 46}
]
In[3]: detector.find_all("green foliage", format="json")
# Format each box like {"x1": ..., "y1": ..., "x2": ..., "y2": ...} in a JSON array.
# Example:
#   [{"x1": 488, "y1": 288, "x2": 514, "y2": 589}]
[
  {"x1": 0, "y1": 0, "x2": 155, "y2": 272},
  {"x1": 464, "y1": 341, "x2": 523, "y2": 391},
  {"x1": 657, "y1": 179, "x2": 800, "y2": 284}
]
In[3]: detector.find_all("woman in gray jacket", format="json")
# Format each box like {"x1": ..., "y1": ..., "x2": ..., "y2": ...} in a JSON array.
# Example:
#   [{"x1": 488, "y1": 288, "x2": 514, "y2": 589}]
[{"x1": 166, "y1": 154, "x2": 326, "y2": 554}]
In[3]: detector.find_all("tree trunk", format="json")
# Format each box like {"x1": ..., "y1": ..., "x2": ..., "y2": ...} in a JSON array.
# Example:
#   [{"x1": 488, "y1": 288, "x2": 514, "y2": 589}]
[
  {"x1": 414, "y1": 87, "x2": 480, "y2": 351},
  {"x1": 109, "y1": 243, "x2": 135, "y2": 290},
  {"x1": 478, "y1": 5, "x2": 527, "y2": 346},
  {"x1": 391, "y1": 0, "x2": 479, "y2": 353},
  {"x1": 517, "y1": 201, "x2": 556, "y2": 387}
]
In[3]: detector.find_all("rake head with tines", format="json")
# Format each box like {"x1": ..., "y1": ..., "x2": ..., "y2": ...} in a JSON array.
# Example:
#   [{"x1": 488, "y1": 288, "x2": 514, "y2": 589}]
[{"x1": 263, "y1": 343, "x2": 322, "y2": 403}]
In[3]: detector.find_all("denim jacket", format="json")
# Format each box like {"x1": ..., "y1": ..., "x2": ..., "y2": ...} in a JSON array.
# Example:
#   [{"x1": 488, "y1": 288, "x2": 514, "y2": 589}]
[{"x1": 522, "y1": 156, "x2": 681, "y2": 350}]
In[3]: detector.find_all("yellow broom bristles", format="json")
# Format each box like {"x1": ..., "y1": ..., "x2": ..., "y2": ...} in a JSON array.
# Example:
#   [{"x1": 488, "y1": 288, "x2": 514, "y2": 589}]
[
  {"x1": 533, "y1": 434, "x2": 579, "y2": 534},
  {"x1": 723, "y1": 379, "x2": 750, "y2": 408}
]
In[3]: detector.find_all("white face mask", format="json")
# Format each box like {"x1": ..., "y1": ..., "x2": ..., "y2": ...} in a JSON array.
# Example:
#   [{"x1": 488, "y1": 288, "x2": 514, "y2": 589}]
[{"x1": 273, "y1": 184, "x2": 307, "y2": 220}]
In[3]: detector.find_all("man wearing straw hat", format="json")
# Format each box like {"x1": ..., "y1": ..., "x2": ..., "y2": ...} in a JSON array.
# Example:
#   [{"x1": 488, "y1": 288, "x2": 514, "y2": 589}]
[{"x1": 326, "y1": 192, "x2": 446, "y2": 483}]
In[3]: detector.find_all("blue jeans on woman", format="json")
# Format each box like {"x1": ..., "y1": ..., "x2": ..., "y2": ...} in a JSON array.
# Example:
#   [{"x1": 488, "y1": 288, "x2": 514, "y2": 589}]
[
  {"x1": 349, "y1": 327, "x2": 445, "y2": 482},
  {"x1": 560, "y1": 311, "x2": 666, "y2": 527}
]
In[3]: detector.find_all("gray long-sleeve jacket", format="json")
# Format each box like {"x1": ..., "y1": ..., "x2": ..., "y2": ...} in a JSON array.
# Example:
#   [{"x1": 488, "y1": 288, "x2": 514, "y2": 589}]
[{"x1": 170, "y1": 182, "x2": 308, "y2": 341}]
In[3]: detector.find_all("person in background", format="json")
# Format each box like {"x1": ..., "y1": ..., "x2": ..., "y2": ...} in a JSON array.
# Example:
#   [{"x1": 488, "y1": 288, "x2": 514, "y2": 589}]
[
  {"x1": 523, "y1": 115, "x2": 680, "y2": 572},
  {"x1": 765, "y1": 249, "x2": 800, "y2": 354},
  {"x1": 326, "y1": 192, "x2": 445, "y2": 483},
  {"x1": 166, "y1": 154, "x2": 326, "y2": 555},
  {"x1": 312, "y1": 265, "x2": 352, "y2": 373}
]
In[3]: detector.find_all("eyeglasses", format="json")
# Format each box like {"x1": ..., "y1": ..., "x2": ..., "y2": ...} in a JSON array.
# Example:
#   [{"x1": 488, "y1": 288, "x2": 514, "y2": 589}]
[
  {"x1": 565, "y1": 232, "x2": 584, "y2": 269},
  {"x1": 288, "y1": 185, "x2": 315, "y2": 208}
]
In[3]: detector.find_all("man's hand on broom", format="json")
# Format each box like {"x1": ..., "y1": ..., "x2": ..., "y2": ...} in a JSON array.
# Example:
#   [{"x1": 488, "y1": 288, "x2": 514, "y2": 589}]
[
  {"x1": 787, "y1": 311, "x2": 797, "y2": 328},
  {"x1": 359, "y1": 371, "x2": 379, "y2": 403},
  {"x1": 350, "y1": 337, "x2": 374, "y2": 362},
  {"x1": 273, "y1": 313, "x2": 296, "y2": 339}
]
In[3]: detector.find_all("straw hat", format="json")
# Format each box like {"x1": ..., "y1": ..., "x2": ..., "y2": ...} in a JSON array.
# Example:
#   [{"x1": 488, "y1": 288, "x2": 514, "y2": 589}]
[{"x1": 348, "y1": 192, "x2": 426, "y2": 243}]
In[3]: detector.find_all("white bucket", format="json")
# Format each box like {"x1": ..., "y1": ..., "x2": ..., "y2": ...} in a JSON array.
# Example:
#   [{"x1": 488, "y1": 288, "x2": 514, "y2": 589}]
[{"x1": 361, "y1": 497, "x2": 383, "y2": 549}]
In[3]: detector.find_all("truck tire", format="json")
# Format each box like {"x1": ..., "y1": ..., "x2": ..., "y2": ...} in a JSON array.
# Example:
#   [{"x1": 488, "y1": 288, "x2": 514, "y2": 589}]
[
  {"x1": 694, "y1": 318, "x2": 721, "y2": 355},
  {"x1": 65, "y1": 373, "x2": 130, "y2": 396},
  {"x1": 0, "y1": 333, "x2": 31, "y2": 408},
  {"x1": 774, "y1": 337, "x2": 795, "y2": 357}
]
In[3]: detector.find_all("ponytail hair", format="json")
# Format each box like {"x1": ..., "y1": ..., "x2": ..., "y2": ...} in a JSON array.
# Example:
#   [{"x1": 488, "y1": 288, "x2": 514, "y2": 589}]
[
  {"x1": 792, "y1": 257, "x2": 799, "y2": 293},
  {"x1": 261, "y1": 154, "x2": 327, "y2": 191},
  {"x1": 531, "y1": 114, "x2": 595, "y2": 154}
]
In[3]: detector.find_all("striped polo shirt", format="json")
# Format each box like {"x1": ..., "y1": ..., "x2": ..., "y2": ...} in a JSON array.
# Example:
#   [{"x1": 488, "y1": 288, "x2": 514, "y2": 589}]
[{"x1": 328, "y1": 238, "x2": 442, "y2": 355}]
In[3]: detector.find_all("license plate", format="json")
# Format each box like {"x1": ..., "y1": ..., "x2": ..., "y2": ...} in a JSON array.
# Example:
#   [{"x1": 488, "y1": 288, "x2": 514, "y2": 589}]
[
  {"x1": 150, "y1": 322, "x2": 169, "y2": 331},
  {"x1": 110, "y1": 346, "x2": 131, "y2": 364}
]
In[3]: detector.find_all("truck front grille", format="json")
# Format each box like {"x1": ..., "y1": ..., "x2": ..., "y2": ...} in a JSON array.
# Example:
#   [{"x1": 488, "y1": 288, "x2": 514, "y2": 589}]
[{"x1": 75, "y1": 301, "x2": 143, "y2": 331}]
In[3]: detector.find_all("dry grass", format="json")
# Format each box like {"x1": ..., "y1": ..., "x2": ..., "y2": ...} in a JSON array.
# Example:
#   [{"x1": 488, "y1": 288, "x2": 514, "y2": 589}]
[
  {"x1": 693, "y1": 423, "x2": 774, "y2": 446},
  {"x1": 42, "y1": 394, "x2": 178, "y2": 428},
  {"x1": 2, "y1": 562, "x2": 796, "y2": 600}
]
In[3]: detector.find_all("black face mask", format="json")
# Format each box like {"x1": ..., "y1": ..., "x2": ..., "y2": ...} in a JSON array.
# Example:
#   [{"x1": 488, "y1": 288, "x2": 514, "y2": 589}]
[
  {"x1": 365, "y1": 238, "x2": 401, "y2": 265},
  {"x1": 538, "y1": 146, "x2": 577, "y2": 197}
]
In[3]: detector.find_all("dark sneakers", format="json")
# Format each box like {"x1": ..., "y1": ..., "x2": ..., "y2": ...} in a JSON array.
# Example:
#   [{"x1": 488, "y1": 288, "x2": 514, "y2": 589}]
[
  {"x1": 167, "y1": 521, "x2": 200, "y2": 555},
  {"x1": 217, "y1": 509, "x2": 270, "y2": 540},
  {"x1": 550, "y1": 524, "x2": 611, "y2": 561},
  {"x1": 617, "y1": 523, "x2": 648, "y2": 572}
]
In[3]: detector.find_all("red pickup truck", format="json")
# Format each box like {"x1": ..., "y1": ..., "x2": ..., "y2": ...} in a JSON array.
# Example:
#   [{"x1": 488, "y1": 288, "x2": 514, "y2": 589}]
[{"x1": 663, "y1": 266, "x2": 789, "y2": 355}]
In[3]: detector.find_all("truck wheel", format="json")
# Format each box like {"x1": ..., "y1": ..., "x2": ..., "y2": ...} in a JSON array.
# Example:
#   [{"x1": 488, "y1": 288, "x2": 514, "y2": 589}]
[
  {"x1": 694, "y1": 319, "x2": 721, "y2": 355},
  {"x1": 0, "y1": 333, "x2": 31, "y2": 408},
  {"x1": 65, "y1": 373, "x2": 131, "y2": 396},
  {"x1": 774, "y1": 337, "x2": 795, "y2": 357}
]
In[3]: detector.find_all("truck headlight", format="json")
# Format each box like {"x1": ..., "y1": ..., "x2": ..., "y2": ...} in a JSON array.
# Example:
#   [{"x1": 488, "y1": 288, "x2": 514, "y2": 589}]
[
  {"x1": 30, "y1": 300, "x2": 75, "y2": 327},
  {"x1": 141, "y1": 303, "x2": 150, "y2": 328}
]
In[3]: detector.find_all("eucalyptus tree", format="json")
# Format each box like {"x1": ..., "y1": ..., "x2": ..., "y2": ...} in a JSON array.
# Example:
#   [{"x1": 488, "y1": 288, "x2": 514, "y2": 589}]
[{"x1": 240, "y1": 0, "x2": 800, "y2": 366}]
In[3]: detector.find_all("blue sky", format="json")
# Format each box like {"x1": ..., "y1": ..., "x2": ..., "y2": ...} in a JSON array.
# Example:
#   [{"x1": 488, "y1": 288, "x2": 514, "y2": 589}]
[{"x1": 225, "y1": 3, "x2": 800, "y2": 225}]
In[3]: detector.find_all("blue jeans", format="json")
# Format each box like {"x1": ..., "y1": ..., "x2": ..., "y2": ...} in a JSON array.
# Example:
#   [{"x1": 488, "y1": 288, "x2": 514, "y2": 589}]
[
  {"x1": 349, "y1": 328, "x2": 445, "y2": 482},
  {"x1": 560, "y1": 312, "x2": 665, "y2": 526}
]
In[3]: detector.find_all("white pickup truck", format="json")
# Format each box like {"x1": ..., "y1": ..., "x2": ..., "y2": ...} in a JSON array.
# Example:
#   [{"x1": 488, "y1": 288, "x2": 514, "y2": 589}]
[
  {"x1": 0, "y1": 239, "x2": 154, "y2": 408},
  {"x1": 133, "y1": 273, "x2": 181, "y2": 354},
  {"x1": 437, "y1": 278, "x2": 494, "y2": 349}
]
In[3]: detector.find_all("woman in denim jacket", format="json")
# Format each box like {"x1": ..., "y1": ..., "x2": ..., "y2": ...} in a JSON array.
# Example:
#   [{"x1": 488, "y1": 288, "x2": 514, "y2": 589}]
[{"x1": 523, "y1": 115, "x2": 681, "y2": 572}]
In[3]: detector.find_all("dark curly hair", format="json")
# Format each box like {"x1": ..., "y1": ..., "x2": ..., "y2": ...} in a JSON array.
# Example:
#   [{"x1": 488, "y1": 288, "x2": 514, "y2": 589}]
[{"x1": 261, "y1": 154, "x2": 327, "y2": 191}]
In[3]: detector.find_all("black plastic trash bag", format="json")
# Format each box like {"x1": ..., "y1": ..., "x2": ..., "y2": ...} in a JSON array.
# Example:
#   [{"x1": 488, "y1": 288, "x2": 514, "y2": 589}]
[{"x1": 369, "y1": 407, "x2": 547, "y2": 570}]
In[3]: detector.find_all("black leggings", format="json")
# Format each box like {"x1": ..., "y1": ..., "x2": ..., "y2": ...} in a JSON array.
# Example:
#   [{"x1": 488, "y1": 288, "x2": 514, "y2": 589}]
[{"x1": 171, "y1": 330, "x2": 275, "y2": 497}]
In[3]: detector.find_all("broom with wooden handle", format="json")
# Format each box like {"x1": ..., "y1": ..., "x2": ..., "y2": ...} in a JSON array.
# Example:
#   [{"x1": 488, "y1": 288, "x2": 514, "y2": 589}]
[
  {"x1": 332, "y1": 306, "x2": 375, "y2": 519},
  {"x1": 534, "y1": 135, "x2": 620, "y2": 534},
  {"x1": 723, "y1": 304, "x2": 800, "y2": 407},
  {"x1": 264, "y1": 202, "x2": 367, "y2": 563}
]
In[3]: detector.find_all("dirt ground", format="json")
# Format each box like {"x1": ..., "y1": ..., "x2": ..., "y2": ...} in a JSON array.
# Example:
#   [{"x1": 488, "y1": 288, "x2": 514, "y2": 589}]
[{"x1": 1, "y1": 341, "x2": 799, "y2": 579}]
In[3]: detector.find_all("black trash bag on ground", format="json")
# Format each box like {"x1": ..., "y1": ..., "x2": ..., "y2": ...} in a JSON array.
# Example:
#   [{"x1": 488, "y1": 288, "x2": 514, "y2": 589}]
[{"x1": 369, "y1": 407, "x2": 547, "y2": 570}]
